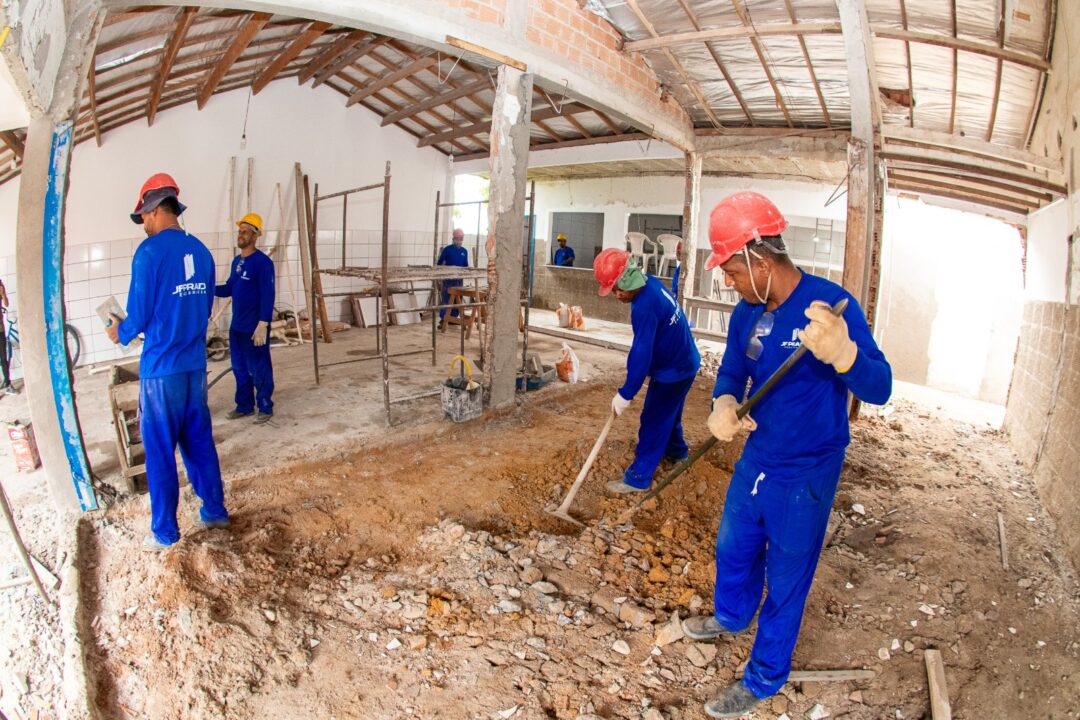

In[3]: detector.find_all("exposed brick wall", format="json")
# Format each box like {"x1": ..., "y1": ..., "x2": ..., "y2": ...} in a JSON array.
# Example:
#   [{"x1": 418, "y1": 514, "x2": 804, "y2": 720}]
[
  {"x1": 1005, "y1": 301, "x2": 1080, "y2": 572},
  {"x1": 442, "y1": 0, "x2": 507, "y2": 27},
  {"x1": 524, "y1": 0, "x2": 686, "y2": 128}
]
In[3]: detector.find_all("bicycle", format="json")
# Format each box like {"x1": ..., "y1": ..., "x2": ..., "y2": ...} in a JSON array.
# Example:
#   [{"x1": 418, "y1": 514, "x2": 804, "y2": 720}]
[{"x1": 4, "y1": 309, "x2": 83, "y2": 370}]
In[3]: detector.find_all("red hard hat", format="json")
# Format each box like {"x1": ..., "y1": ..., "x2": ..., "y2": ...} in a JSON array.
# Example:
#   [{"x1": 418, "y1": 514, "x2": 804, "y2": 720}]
[
  {"x1": 705, "y1": 192, "x2": 787, "y2": 270},
  {"x1": 131, "y1": 172, "x2": 184, "y2": 224},
  {"x1": 594, "y1": 248, "x2": 630, "y2": 296}
]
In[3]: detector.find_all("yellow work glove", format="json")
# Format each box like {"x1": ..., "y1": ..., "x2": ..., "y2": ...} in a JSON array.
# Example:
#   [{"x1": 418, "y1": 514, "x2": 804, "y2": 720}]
[
  {"x1": 252, "y1": 320, "x2": 269, "y2": 347},
  {"x1": 799, "y1": 301, "x2": 857, "y2": 372},
  {"x1": 707, "y1": 394, "x2": 757, "y2": 442}
]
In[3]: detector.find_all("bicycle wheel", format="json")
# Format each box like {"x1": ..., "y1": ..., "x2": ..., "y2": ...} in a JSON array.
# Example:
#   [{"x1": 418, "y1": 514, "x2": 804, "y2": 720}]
[{"x1": 65, "y1": 323, "x2": 82, "y2": 367}]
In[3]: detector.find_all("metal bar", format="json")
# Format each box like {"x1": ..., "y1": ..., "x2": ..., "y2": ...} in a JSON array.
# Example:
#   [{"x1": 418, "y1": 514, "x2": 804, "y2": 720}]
[
  {"x1": 315, "y1": 181, "x2": 384, "y2": 201},
  {"x1": 380, "y1": 161, "x2": 392, "y2": 424},
  {"x1": 520, "y1": 183, "x2": 535, "y2": 394},
  {"x1": 390, "y1": 388, "x2": 442, "y2": 404},
  {"x1": 436, "y1": 198, "x2": 490, "y2": 208},
  {"x1": 0, "y1": 481, "x2": 50, "y2": 604},
  {"x1": 317, "y1": 348, "x2": 432, "y2": 368},
  {"x1": 386, "y1": 300, "x2": 489, "y2": 314},
  {"x1": 341, "y1": 192, "x2": 347, "y2": 268},
  {"x1": 43, "y1": 121, "x2": 98, "y2": 512},
  {"x1": 432, "y1": 189, "x2": 440, "y2": 366}
]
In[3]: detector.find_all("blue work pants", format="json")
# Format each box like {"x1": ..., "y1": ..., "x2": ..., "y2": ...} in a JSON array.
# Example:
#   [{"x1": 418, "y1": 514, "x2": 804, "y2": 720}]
[
  {"x1": 623, "y1": 375, "x2": 694, "y2": 488},
  {"x1": 712, "y1": 454, "x2": 842, "y2": 698},
  {"x1": 439, "y1": 279, "x2": 463, "y2": 320},
  {"x1": 229, "y1": 329, "x2": 274, "y2": 415},
  {"x1": 140, "y1": 371, "x2": 228, "y2": 545}
]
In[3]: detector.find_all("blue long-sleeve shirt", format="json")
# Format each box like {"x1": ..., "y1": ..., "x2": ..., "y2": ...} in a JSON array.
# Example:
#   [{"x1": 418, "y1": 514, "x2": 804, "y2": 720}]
[
  {"x1": 437, "y1": 244, "x2": 469, "y2": 267},
  {"x1": 118, "y1": 228, "x2": 215, "y2": 379},
  {"x1": 619, "y1": 275, "x2": 701, "y2": 400},
  {"x1": 554, "y1": 246, "x2": 575, "y2": 266},
  {"x1": 712, "y1": 271, "x2": 892, "y2": 479},
  {"x1": 214, "y1": 249, "x2": 275, "y2": 333}
]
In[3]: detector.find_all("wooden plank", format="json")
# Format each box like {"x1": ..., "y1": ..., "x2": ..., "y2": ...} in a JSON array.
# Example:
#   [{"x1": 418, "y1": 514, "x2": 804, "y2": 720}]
[
  {"x1": 444, "y1": 35, "x2": 526, "y2": 71},
  {"x1": 674, "y1": 0, "x2": 754, "y2": 125},
  {"x1": 0, "y1": 131, "x2": 24, "y2": 161},
  {"x1": 731, "y1": 0, "x2": 792, "y2": 127},
  {"x1": 889, "y1": 174, "x2": 1042, "y2": 210},
  {"x1": 997, "y1": 512, "x2": 1009, "y2": 570},
  {"x1": 788, "y1": 669, "x2": 876, "y2": 682},
  {"x1": 86, "y1": 67, "x2": 102, "y2": 147},
  {"x1": 147, "y1": 7, "x2": 196, "y2": 125},
  {"x1": 419, "y1": 102, "x2": 588, "y2": 148},
  {"x1": 312, "y1": 34, "x2": 389, "y2": 88},
  {"x1": 784, "y1": 0, "x2": 830, "y2": 127},
  {"x1": 841, "y1": 138, "x2": 869, "y2": 305},
  {"x1": 883, "y1": 126, "x2": 1061, "y2": 173},
  {"x1": 623, "y1": 21, "x2": 840, "y2": 53},
  {"x1": 252, "y1": 20, "x2": 330, "y2": 94},
  {"x1": 889, "y1": 180, "x2": 1030, "y2": 216},
  {"x1": 882, "y1": 148, "x2": 1066, "y2": 193},
  {"x1": 873, "y1": 27, "x2": 1049, "y2": 71},
  {"x1": 293, "y1": 163, "x2": 313, "y2": 316},
  {"x1": 985, "y1": 4, "x2": 1006, "y2": 142},
  {"x1": 452, "y1": 131, "x2": 649, "y2": 162},
  {"x1": 924, "y1": 649, "x2": 953, "y2": 720},
  {"x1": 296, "y1": 28, "x2": 368, "y2": 84},
  {"x1": 898, "y1": 0, "x2": 915, "y2": 128},
  {"x1": 948, "y1": 0, "x2": 958, "y2": 133},
  {"x1": 380, "y1": 78, "x2": 487, "y2": 126},
  {"x1": 347, "y1": 53, "x2": 437, "y2": 107},
  {"x1": 197, "y1": 12, "x2": 271, "y2": 109}
]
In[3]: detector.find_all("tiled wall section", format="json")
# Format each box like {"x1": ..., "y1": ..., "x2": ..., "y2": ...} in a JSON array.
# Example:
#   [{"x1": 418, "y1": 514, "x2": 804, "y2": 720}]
[{"x1": 1005, "y1": 301, "x2": 1080, "y2": 572}]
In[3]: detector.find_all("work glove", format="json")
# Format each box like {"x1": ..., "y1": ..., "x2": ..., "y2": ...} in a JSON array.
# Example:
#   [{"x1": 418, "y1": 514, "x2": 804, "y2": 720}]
[
  {"x1": 611, "y1": 392, "x2": 631, "y2": 417},
  {"x1": 707, "y1": 394, "x2": 757, "y2": 442},
  {"x1": 799, "y1": 301, "x2": 857, "y2": 373},
  {"x1": 252, "y1": 320, "x2": 269, "y2": 347}
]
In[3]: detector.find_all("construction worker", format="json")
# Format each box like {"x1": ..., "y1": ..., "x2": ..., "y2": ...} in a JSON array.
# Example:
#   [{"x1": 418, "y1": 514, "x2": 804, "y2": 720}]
[
  {"x1": 681, "y1": 192, "x2": 891, "y2": 718},
  {"x1": 0, "y1": 277, "x2": 15, "y2": 394},
  {"x1": 594, "y1": 248, "x2": 700, "y2": 492},
  {"x1": 106, "y1": 173, "x2": 229, "y2": 552},
  {"x1": 437, "y1": 228, "x2": 468, "y2": 322},
  {"x1": 553, "y1": 233, "x2": 575, "y2": 266},
  {"x1": 215, "y1": 213, "x2": 275, "y2": 424}
]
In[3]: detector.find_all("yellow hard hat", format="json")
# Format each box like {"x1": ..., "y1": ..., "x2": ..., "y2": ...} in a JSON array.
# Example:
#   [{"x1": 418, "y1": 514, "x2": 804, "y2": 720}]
[
  {"x1": 236, "y1": 212, "x2": 263, "y2": 234},
  {"x1": 556, "y1": 233, "x2": 567, "y2": 241}
]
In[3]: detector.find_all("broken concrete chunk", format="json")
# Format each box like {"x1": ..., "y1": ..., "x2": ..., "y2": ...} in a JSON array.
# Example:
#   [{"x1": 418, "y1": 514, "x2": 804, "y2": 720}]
[
  {"x1": 611, "y1": 639, "x2": 631, "y2": 655},
  {"x1": 808, "y1": 704, "x2": 830, "y2": 719},
  {"x1": 531, "y1": 581, "x2": 558, "y2": 595},
  {"x1": 654, "y1": 614, "x2": 684, "y2": 647},
  {"x1": 685, "y1": 643, "x2": 717, "y2": 668},
  {"x1": 618, "y1": 602, "x2": 655, "y2": 628}
]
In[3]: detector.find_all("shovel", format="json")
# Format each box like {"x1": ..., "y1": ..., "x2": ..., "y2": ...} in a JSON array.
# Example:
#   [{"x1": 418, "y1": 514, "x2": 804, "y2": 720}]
[
  {"x1": 545, "y1": 411, "x2": 616, "y2": 526},
  {"x1": 613, "y1": 297, "x2": 848, "y2": 525}
]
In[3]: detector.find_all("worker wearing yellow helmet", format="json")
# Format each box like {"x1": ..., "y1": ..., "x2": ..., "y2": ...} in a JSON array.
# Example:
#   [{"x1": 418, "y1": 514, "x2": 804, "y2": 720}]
[
  {"x1": 553, "y1": 232, "x2": 575, "y2": 267},
  {"x1": 215, "y1": 212, "x2": 276, "y2": 424}
]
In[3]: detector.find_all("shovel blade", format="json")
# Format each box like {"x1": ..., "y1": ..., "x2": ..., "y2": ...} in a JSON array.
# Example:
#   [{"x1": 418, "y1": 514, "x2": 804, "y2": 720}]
[{"x1": 544, "y1": 508, "x2": 584, "y2": 527}]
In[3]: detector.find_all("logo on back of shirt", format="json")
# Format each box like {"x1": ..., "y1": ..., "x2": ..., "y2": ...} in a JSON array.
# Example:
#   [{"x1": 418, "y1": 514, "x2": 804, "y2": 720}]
[
  {"x1": 781, "y1": 327, "x2": 801, "y2": 349},
  {"x1": 660, "y1": 285, "x2": 683, "y2": 326},
  {"x1": 173, "y1": 253, "x2": 207, "y2": 297}
]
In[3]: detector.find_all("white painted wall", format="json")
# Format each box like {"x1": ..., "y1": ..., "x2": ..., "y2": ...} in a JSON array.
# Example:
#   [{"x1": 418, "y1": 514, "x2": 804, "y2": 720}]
[
  {"x1": 1024, "y1": 199, "x2": 1071, "y2": 303},
  {"x1": 0, "y1": 80, "x2": 451, "y2": 369}
]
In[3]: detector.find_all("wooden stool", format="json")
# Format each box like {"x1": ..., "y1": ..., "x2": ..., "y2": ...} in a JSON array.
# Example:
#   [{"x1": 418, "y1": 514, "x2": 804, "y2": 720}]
[{"x1": 440, "y1": 286, "x2": 487, "y2": 338}]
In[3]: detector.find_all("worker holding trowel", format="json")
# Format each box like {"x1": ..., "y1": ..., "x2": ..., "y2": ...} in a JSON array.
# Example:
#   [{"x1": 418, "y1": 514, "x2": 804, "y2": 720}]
[
  {"x1": 105, "y1": 173, "x2": 230, "y2": 552},
  {"x1": 681, "y1": 192, "x2": 891, "y2": 718},
  {"x1": 594, "y1": 248, "x2": 700, "y2": 494},
  {"x1": 215, "y1": 213, "x2": 276, "y2": 424}
]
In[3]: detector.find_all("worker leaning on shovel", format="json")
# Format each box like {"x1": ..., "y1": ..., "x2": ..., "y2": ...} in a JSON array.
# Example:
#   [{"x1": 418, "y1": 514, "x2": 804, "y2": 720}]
[
  {"x1": 680, "y1": 192, "x2": 892, "y2": 718},
  {"x1": 594, "y1": 248, "x2": 701, "y2": 493}
]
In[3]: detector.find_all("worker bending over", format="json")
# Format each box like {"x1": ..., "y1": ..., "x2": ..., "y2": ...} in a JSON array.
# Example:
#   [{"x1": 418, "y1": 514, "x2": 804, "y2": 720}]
[
  {"x1": 594, "y1": 248, "x2": 700, "y2": 493},
  {"x1": 106, "y1": 173, "x2": 229, "y2": 551},
  {"x1": 216, "y1": 213, "x2": 276, "y2": 424},
  {"x1": 681, "y1": 192, "x2": 891, "y2": 718},
  {"x1": 437, "y1": 228, "x2": 469, "y2": 322}
]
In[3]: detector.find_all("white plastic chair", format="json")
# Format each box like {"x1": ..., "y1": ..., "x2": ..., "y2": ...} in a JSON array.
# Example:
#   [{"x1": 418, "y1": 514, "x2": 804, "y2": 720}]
[
  {"x1": 625, "y1": 232, "x2": 656, "y2": 273},
  {"x1": 656, "y1": 233, "x2": 682, "y2": 277}
]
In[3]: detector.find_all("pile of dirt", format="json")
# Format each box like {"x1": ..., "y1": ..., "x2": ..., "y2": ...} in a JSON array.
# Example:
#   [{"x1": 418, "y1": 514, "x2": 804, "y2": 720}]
[{"x1": 80, "y1": 382, "x2": 1080, "y2": 719}]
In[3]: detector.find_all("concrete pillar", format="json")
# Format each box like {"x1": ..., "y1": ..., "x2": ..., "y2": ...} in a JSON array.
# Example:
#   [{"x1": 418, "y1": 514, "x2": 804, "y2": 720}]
[
  {"x1": 15, "y1": 118, "x2": 97, "y2": 511},
  {"x1": 677, "y1": 151, "x2": 702, "y2": 302},
  {"x1": 483, "y1": 65, "x2": 533, "y2": 409}
]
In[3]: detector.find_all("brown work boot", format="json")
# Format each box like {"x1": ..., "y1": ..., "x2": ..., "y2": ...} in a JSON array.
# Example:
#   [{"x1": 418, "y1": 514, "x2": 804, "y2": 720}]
[
  {"x1": 682, "y1": 615, "x2": 730, "y2": 640},
  {"x1": 704, "y1": 681, "x2": 761, "y2": 718}
]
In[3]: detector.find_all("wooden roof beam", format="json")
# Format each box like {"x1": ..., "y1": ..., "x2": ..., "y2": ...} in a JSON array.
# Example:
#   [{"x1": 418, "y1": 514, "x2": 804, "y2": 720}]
[
  {"x1": 784, "y1": 0, "x2": 830, "y2": 127},
  {"x1": 883, "y1": 126, "x2": 1061, "y2": 173},
  {"x1": 882, "y1": 149, "x2": 1066, "y2": 193},
  {"x1": 623, "y1": 22, "x2": 840, "y2": 53},
  {"x1": 87, "y1": 66, "x2": 103, "y2": 147},
  {"x1": 731, "y1": 0, "x2": 793, "y2": 127},
  {"x1": 347, "y1": 52, "x2": 438, "y2": 107},
  {"x1": 147, "y1": 6, "x2": 196, "y2": 125},
  {"x1": 379, "y1": 79, "x2": 487, "y2": 126},
  {"x1": 252, "y1": 20, "x2": 330, "y2": 95},
  {"x1": 898, "y1": 0, "x2": 915, "y2": 128},
  {"x1": 0, "y1": 131, "x2": 24, "y2": 162},
  {"x1": 985, "y1": 2, "x2": 1006, "y2": 142},
  {"x1": 873, "y1": 28, "x2": 1049, "y2": 71},
  {"x1": 887, "y1": 166, "x2": 1054, "y2": 202},
  {"x1": 197, "y1": 12, "x2": 271, "y2": 109},
  {"x1": 948, "y1": 0, "x2": 958, "y2": 133},
  {"x1": 888, "y1": 179, "x2": 1033, "y2": 215},
  {"x1": 594, "y1": 110, "x2": 622, "y2": 134},
  {"x1": 296, "y1": 29, "x2": 367, "y2": 85},
  {"x1": 453, "y1": 132, "x2": 650, "y2": 162},
  {"x1": 418, "y1": 102, "x2": 589, "y2": 148},
  {"x1": 377, "y1": 42, "x2": 487, "y2": 125},
  {"x1": 312, "y1": 35, "x2": 389, "y2": 88},
  {"x1": 674, "y1": 0, "x2": 755, "y2": 124},
  {"x1": 625, "y1": 0, "x2": 724, "y2": 129}
]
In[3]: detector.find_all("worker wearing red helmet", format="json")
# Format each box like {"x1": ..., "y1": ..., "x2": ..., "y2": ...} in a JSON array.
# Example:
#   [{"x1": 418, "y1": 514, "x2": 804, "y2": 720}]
[
  {"x1": 680, "y1": 192, "x2": 891, "y2": 718},
  {"x1": 594, "y1": 247, "x2": 700, "y2": 493},
  {"x1": 106, "y1": 173, "x2": 229, "y2": 552},
  {"x1": 437, "y1": 228, "x2": 469, "y2": 323}
]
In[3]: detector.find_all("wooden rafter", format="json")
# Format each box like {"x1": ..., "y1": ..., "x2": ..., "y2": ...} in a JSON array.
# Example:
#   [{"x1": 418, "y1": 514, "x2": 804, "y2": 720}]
[
  {"x1": 379, "y1": 79, "x2": 487, "y2": 126},
  {"x1": 882, "y1": 149, "x2": 1066, "y2": 194},
  {"x1": 730, "y1": 0, "x2": 793, "y2": 127},
  {"x1": 418, "y1": 102, "x2": 588, "y2": 148},
  {"x1": 783, "y1": 0, "x2": 830, "y2": 127},
  {"x1": 379, "y1": 42, "x2": 487, "y2": 128},
  {"x1": 562, "y1": 113, "x2": 594, "y2": 139},
  {"x1": 296, "y1": 28, "x2": 366, "y2": 84},
  {"x1": 873, "y1": 28, "x2": 1048, "y2": 71},
  {"x1": 0, "y1": 131, "x2": 24, "y2": 162},
  {"x1": 883, "y1": 126, "x2": 1061, "y2": 172},
  {"x1": 624, "y1": 22, "x2": 840, "y2": 53},
  {"x1": 1022, "y1": 0, "x2": 1057, "y2": 149},
  {"x1": 888, "y1": 179, "x2": 1031, "y2": 215},
  {"x1": 87, "y1": 65, "x2": 103, "y2": 147},
  {"x1": 948, "y1": 0, "x2": 958, "y2": 132},
  {"x1": 312, "y1": 35, "x2": 389, "y2": 88},
  {"x1": 593, "y1": 110, "x2": 622, "y2": 134},
  {"x1": 453, "y1": 132, "x2": 650, "y2": 162},
  {"x1": 898, "y1": 0, "x2": 915, "y2": 128},
  {"x1": 533, "y1": 118, "x2": 565, "y2": 143},
  {"x1": 985, "y1": 2, "x2": 1006, "y2": 142},
  {"x1": 252, "y1": 20, "x2": 330, "y2": 94},
  {"x1": 625, "y1": 0, "x2": 724, "y2": 129},
  {"x1": 197, "y1": 12, "x2": 270, "y2": 109},
  {"x1": 674, "y1": 0, "x2": 754, "y2": 125},
  {"x1": 148, "y1": 6, "x2": 196, "y2": 125},
  {"x1": 887, "y1": 165, "x2": 1053, "y2": 202},
  {"x1": 346, "y1": 52, "x2": 437, "y2": 107}
]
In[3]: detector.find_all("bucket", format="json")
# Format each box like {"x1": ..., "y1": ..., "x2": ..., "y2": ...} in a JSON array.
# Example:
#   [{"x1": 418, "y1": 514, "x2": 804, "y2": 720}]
[{"x1": 441, "y1": 355, "x2": 483, "y2": 422}]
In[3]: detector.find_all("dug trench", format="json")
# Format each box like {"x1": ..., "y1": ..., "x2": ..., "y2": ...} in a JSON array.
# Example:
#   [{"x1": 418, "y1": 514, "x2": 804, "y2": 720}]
[{"x1": 80, "y1": 378, "x2": 1080, "y2": 719}]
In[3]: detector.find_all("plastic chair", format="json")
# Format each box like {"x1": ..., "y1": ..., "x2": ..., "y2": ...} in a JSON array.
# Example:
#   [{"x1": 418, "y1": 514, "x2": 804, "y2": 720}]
[
  {"x1": 656, "y1": 234, "x2": 682, "y2": 277},
  {"x1": 625, "y1": 232, "x2": 656, "y2": 273}
]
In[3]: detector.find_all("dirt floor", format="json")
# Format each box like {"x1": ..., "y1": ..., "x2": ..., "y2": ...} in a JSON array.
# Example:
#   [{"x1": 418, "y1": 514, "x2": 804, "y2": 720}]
[{"x1": 67, "y1": 368, "x2": 1080, "y2": 719}]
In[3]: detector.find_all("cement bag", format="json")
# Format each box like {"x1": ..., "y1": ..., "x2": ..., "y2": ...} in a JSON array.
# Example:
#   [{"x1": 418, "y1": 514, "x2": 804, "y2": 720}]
[
  {"x1": 569, "y1": 305, "x2": 585, "y2": 330},
  {"x1": 555, "y1": 342, "x2": 580, "y2": 383},
  {"x1": 556, "y1": 303, "x2": 571, "y2": 328}
]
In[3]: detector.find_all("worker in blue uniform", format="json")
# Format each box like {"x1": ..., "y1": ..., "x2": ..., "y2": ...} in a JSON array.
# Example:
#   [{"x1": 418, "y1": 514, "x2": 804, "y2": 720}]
[
  {"x1": 552, "y1": 233, "x2": 575, "y2": 266},
  {"x1": 593, "y1": 248, "x2": 701, "y2": 493},
  {"x1": 106, "y1": 173, "x2": 229, "y2": 552},
  {"x1": 437, "y1": 228, "x2": 469, "y2": 323},
  {"x1": 215, "y1": 212, "x2": 276, "y2": 424},
  {"x1": 680, "y1": 192, "x2": 892, "y2": 718}
]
